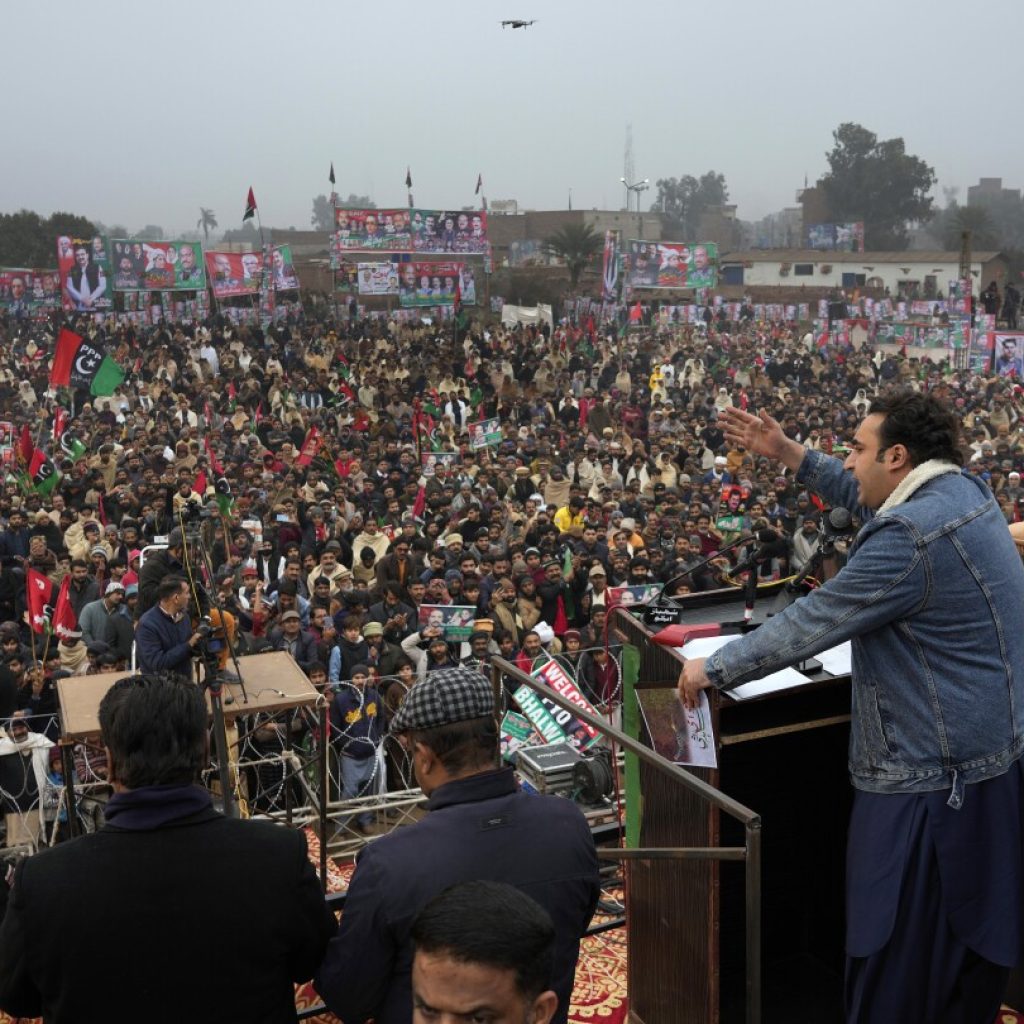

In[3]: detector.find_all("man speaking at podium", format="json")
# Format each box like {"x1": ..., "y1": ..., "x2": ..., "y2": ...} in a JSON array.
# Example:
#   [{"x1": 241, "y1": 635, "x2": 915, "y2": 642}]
[
  {"x1": 0, "y1": 674, "x2": 336, "y2": 1023},
  {"x1": 679, "y1": 390, "x2": 1024, "y2": 1023}
]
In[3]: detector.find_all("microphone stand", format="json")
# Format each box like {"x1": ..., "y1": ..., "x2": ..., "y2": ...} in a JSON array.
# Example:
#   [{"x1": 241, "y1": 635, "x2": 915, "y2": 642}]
[{"x1": 652, "y1": 531, "x2": 755, "y2": 607}]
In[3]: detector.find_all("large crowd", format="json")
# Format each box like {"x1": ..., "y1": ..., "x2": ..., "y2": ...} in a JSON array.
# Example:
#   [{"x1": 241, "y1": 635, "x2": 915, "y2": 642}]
[{"x1": 0, "y1": 301, "x2": 1020, "y2": 846}]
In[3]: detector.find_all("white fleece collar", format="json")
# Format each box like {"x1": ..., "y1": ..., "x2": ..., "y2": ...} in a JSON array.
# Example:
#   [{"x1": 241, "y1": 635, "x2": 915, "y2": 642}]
[{"x1": 877, "y1": 459, "x2": 961, "y2": 515}]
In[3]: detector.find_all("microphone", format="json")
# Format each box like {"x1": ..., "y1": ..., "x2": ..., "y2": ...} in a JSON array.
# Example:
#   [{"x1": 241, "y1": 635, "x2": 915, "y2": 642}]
[
  {"x1": 731, "y1": 528, "x2": 785, "y2": 577},
  {"x1": 653, "y1": 529, "x2": 760, "y2": 604},
  {"x1": 822, "y1": 506, "x2": 854, "y2": 539}
]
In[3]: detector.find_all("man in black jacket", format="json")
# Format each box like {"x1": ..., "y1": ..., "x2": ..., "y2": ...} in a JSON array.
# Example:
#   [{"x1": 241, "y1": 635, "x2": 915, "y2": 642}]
[
  {"x1": 315, "y1": 665, "x2": 600, "y2": 1024},
  {"x1": 0, "y1": 673, "x2": 336, "y2": 1024}
]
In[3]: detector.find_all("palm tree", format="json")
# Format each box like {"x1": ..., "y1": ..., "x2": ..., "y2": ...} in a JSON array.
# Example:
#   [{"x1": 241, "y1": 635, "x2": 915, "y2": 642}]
[
  {"x1": 197, "y1": 207, "x2": 219, "y2": 242},
  {"x1": 944, "y1": 204, "x2": 999, "y2": 251},
  {"x1": 544, "y1": 223, "x2": 603, "y2": 290}
]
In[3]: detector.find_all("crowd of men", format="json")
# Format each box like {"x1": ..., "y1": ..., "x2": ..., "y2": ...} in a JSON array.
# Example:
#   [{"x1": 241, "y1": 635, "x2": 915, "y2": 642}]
[
  {"x1": 0, "y1": 305, "x2": 1018, "y2": 796},
  {"x1": 0, "y1": 299, "x2": 1018, "y2": 1021}
]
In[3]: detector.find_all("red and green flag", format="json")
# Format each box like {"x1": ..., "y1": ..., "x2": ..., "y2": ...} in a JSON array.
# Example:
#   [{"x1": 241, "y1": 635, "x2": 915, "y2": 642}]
[
  {"x1": 28, "y1": 449, "x2": 60, "y2": 496},
  {"x1": 49, "y1": 329, "x2": 124, "y2": 395}
]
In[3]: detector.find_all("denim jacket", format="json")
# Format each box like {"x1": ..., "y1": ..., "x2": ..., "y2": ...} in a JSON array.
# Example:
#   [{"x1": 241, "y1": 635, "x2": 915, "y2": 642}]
[{"x1": 705, "y1": 449, "x2": 1024, "y2": 801}]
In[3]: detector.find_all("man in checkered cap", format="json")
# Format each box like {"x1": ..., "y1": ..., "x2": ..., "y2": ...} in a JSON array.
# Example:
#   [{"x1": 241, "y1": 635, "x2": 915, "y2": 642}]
[{"x1": 315, "y1": 666, "x2": 600, "y2": 1024}]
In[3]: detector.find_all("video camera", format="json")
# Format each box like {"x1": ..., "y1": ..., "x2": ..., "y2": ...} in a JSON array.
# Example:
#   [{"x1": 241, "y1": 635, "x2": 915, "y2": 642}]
[{"x1": 194, "y1": 615, "x2": 226, "y2": 659}]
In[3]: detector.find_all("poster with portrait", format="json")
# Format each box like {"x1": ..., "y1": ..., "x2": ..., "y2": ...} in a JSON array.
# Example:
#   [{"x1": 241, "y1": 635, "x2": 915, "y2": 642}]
[
  {"x1": 56, "y1": 235, "x2": 114, "y2": 312},
  {"x1": 418, "y1": 604, "x2": 477, "y2": 640},
  {"x1": 468, "y1": 417, "x2": 502, "y2": 450},
  {"x1": 625, "y1": 241, "x2": 718, "y2": 290},
  {"x1": 356, "y1": 263, "x2": 399, "y2": 296},
  {"x1": 109, "y1": 239, "x2": 206, "y2": 291},
  {"x1": 269, "y1": 245, "x2": 299, "y2": 291},
  {"x1": 806, "y1": 222, "x2": 864, "y2": 252},
  {"x1": 716, "y1": 484, "x2": 750, "y2": 534},
  {"x1": 509, "y1": 239, "x2": 545, "y2": 267},
  {"x1": 333, "y1": 208, "x2": 412, "y2": 250},
  {"x1": 420, "y1": 452, "x2": 460, "y2": 476},
  {"x1": 636, "y1": 687, "x2": 717, "y2": 768},
  {"x1": 500, "y1": 711, "x2": 543, "y2": 763},
  {"x1": 398, "y1": 261, "x2": 464, "y2": 308},
  {"x1": 607, "y1": 584, "x2": 662, "y2": 609},
  {"x1": 0, "y1": 269, "x2": 61, "y2": 313},
  {"x1": 204, "y1": 251, "x2": 262, "y2": 298},
  {"x1": 968, "y1": 331, "x2": 995, "y2": 374},
  {"x1": 993, "y1": 333, "x2": 1024, "y2": 378},
  {"x1": 410, "y1": 209, "x2": 488, "y2": 253}
]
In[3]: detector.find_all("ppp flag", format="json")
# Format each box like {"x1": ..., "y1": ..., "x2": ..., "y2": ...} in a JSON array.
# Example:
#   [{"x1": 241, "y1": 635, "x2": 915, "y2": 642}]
[
  {"x1": 243, "y1": 187, "x2": 257, "y2": 222},
  {"x1": 50, "y1": 328, "x2": 83, "y2": 388},
  {"x1": 28, "y1": 449, "x2": 61, "y2": 496},
  {"x1": 50, "y1": 329, "x2": 124, "y2": 396}
]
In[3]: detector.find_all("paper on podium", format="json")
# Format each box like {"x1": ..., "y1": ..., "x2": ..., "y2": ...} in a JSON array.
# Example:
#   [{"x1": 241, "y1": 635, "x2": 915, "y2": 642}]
[
  {"x1": 816, "y1": 642, "x2": 852, "y2": 676},
  {"x1": 677, "y1": 635, "x2": 814, "y2": 702}
]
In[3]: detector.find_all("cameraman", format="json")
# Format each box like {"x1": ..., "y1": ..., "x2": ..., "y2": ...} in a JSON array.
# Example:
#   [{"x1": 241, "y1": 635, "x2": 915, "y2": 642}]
[{"x1": 135, "y1": 576, "x2": 204, "y2": 679}]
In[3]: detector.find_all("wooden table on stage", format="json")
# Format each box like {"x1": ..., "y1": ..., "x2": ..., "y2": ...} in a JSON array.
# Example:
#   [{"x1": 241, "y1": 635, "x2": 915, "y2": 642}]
[{"x1": 57, "y1": 653, "x2": 321, "y2": 740}]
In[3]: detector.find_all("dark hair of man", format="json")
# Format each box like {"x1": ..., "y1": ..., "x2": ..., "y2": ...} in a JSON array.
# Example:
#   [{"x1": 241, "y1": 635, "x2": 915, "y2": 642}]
[
  {"x1": 70, "y1": 558, "x2": 89, "y2": 570},
  {"x1": 277, "y1": 578, "x2": 298, "y2": 597},
  {"x1": 411, "y1": 880, "x2": 555, "y2": 1002},
  {"x1": 408, "y1": 715, "x2": 498, "y2": 775},
  {"x1": 156, "y1": 575, "x2": 188, "y2": 603},
  {"x1": 383, "y1": 582, "x2": 404, "y2": 600},
  {"x1": 868, "y1": 390, "x2": 963, "y2": 468},
  {"x1": 98, "y1": 674, "x2": 207, "y2": 789}
]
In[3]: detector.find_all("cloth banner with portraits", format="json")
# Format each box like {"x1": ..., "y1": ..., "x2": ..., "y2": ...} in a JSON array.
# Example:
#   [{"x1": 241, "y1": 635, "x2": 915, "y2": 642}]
[
  {"x1": 624, "y1": 241, "x2": 718, "y2": 290},
  {"x1": 110, "y1": 240, "x2": 206, "y2": 291}
]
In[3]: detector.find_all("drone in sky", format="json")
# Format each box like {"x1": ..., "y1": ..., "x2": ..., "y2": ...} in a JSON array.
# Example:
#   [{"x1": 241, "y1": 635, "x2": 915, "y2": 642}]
[{"x1": 501, "y1": 19, "x2": 537, "y2": 29}]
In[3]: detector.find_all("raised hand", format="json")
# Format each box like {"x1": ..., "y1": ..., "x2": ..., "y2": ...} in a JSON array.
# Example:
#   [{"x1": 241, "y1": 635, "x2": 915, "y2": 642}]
[{"x1": 718, "y1": 406, "x2": 805, "y2": 472}]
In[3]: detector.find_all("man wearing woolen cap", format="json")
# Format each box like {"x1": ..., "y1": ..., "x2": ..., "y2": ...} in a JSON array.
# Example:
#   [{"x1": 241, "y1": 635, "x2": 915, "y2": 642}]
[{"x1": 315, "y1": 665, "x2": 600, "y2": 1024}]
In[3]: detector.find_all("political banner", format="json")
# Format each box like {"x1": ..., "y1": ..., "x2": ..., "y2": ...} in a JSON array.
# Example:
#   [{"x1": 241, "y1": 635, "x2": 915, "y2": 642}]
[
  {"x1": 0, "y1": 269, "x2": 61, "y2": 313},
  {"x1": 420, "y1": 452, "x2": 460, "y2": 476},
  {"x1": 993, "y1": 333, "x2": 1024, "y2": 378},
  {"x1": 411, "y1": 210, "x2": 488, "y2": 254},
  {"x1": 601, "y1": 230, "x2": 620, "y2": 303},
  {"x1": 357, "y1": 263, "x2": 399, "y2": 296},
  {"x1": 607, "y1": 583, "x2": 663, "y2": 609},
  {"x1": 532, "y1": 660, "x2": 601, "y2": 746},
  {"x1": 968, "y1": 330, "x2": 995, "y2": 374},
  {"x1": 110, "y1": 239, "x2": 206, "y2": 291},
  {"x1": 468, "y1": 417, "x2": 502, "y2": 450},
  {"x1": 806, "y1": 222, "x2": 864, "y2": 252},
  {"x1": 56, "y1": 235, "x2": 113, "y2": 312},
  {"x1": 625, "y1": 241, "x2": 718, "y2": 290},
  {"x1": 398, "y1": 261, "x2": 465, "y2": 307},
  {"x1": 418, "y1": 604, "x2": 477, "y2": 640},
  {"x1": 333, "y1": 208, "x2": 412, "y2": 250},
  {"x1": 500, "y1": 711, "x2": 543, "y2": 763},
  {"x1": 509, "y1": 239, "x2": 545, "y2": 267},
  {"x1": 204, "y1": 250, "x2": 263, "y2": 298},
  {"x1": 636, "y1": 687, "x2": 717, "y2": 768},
  {"x1": 269, "y1": 245, "x2": 299, "y2": 291},
  {"x1": 513, "y1": 684, "x2": 567, "y2": 745}
]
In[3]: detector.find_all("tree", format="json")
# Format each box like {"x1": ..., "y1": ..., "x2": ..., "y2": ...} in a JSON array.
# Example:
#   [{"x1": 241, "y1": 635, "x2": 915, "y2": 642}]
[
  {"x1": 311, "y1": 193, "x2": 376, "y2": 231},
  {"x1": 820, "y1": 123, "x2": 935, "y2": 250},
  {"x1": 0, "y1": 209, "x2": 96, "y2": 266},
  {"x1": 543, "y1": 223, "x2": 603, "y2": 290},
  {"x1": 196, "y1": 207, "x2": 218, "y2": 241},
  {"x1": 134, "y1": 225, "x2": 164, "y2": 241},
  {"x1": 652, "y1": 172, "x2": 728, "y2": 240}
]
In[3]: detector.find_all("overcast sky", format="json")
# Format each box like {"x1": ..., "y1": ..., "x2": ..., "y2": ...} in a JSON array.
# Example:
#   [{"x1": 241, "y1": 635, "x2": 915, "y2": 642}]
[{"x1": 2, "y1": 0, "x2": 1017, "y2": 238}]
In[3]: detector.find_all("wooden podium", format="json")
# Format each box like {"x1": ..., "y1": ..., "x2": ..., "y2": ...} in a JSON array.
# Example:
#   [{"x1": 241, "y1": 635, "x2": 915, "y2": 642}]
[
  {"x1": 55, "y1": 653, "x2": 331, "y2": 883},
  {"x1": 57, "y1": 652, "x2": 321, "y2": 740},
  {"x1": 617, "y1": 589, "x2": 853, "y2": 1024}
]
